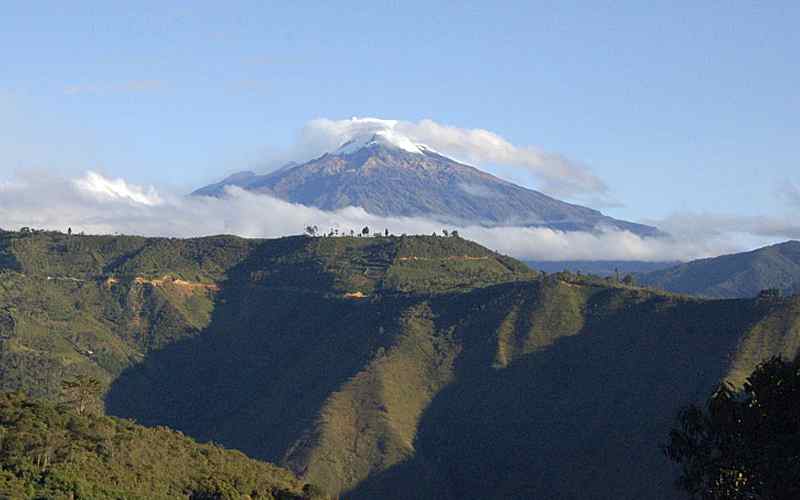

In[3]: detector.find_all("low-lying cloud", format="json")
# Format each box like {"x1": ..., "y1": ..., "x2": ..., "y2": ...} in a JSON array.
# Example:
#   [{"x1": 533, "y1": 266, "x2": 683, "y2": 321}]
[
  {"x1": 2, "y1": 170, "x2": 798, "y2": 263},
  {"x1": 653, "y1": 212, "x2": 800, "y2": 242}
]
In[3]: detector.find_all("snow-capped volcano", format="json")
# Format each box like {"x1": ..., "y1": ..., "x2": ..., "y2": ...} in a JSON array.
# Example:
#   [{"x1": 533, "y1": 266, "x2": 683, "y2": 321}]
[
  {"x1": 332, "y1": 118, "x2": 430, "y2": 155},
  {"x1": 335, "y1": 131, "x2": 425, "y2": 156},
  {"x1": 193, "y1": 125, "x2": 661, "y2": 236}
]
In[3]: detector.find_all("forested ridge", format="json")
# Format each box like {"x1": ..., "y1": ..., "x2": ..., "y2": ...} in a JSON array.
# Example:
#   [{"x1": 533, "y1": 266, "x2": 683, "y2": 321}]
[{"x1": 0, "y1": 229, "x2": 798, "y2": 498}]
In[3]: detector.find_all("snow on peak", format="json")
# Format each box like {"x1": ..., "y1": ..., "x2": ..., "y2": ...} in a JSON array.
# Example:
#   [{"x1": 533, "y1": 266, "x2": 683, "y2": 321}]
[
  {"x1": 333, "y1": 117, "x2": 428, "y2": 155},
  {"x1": 336, "y1": 130, "x2": 424, "y2": 155}
]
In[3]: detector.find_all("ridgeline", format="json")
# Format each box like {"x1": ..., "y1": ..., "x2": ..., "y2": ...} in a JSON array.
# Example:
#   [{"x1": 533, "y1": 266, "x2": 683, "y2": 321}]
[{"x1": 637, "y1": 240, "x2": 800, "y2": 298}]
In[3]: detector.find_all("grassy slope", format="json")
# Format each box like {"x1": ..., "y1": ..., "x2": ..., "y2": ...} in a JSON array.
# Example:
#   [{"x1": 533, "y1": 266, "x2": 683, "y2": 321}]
[{"x1": 1, "y1": 231, "x2": 799, "y2": 499}]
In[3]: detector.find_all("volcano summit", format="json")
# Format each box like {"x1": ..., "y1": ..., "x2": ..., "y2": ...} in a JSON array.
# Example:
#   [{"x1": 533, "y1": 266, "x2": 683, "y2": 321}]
[{"x1": 194, "y1": 125, "x2": 660, "y2": 236}]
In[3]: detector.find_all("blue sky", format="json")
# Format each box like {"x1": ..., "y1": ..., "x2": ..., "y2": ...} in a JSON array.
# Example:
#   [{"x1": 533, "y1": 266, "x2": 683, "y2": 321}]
[{"x1": 1, "y1": 1, "x2": 798, "y2": 227}]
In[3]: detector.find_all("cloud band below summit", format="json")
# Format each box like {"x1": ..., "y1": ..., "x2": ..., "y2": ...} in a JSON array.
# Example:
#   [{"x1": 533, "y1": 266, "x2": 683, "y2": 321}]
[{"x1": 2, "y1": 170, "x2": 798, "y2": 262}]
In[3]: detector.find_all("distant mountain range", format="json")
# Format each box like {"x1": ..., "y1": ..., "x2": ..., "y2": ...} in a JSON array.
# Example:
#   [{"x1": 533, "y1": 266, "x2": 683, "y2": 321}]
[
  {"x1": 194, "y1": 130, "x2": 661, "y2": 236},
  {"x1": 637, "y1": 240, "x2": 800, "y2": 298}
]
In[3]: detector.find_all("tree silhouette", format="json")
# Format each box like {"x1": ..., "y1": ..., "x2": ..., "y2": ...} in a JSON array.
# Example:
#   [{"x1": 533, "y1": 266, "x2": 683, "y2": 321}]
[
  {"x1": 61, "y1": 375, "x2": 103, "y2": 415},
  {"x1": 663, "y1": 356, "x2": 800, "y2": 499},
  {"x1": 758, "y1": 288, "x2": 781, "y2": 298},
  {"x1": 362, "y1": 226, "x2": 370, "y2": 236}
]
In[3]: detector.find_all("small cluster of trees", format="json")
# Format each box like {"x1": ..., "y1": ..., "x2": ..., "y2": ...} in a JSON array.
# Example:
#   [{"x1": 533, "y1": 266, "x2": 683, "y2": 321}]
[
  {"x1": 539, "y1": 268, "x2": 636, "y2": 287},
  {"x1": 304, "y1": 226, "x2": 465, "y2": 239},
  {"x1": 664, "y1": 356, "x2": 800, "y2": 499},
  {"x1": 61, "y1": 374, "x2": 103, "y2": 415},
  {"x1": 0, "y1": 375, "x2": 105, "y2": 474},
  {"x1": 437, "y1": 229, "x2": 460, "y2": 238},
  {"x1": 304, "y1": 225, "x2": 394, "y2": 238},
  {"x1": 758, "y1": 288, "x2": 782, "y2": 299},
  {"x1": 17, "y1": 227, "x2": 83, "y2": 237}
]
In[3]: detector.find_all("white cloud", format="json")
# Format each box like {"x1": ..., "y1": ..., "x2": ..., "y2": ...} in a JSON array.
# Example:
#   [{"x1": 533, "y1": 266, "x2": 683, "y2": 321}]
[
  {"x1": 650, "y1": 212, "x2": 800, "y2": 242},
  {"x1": 276, "y1": 117, "x2": 609, "y2": 199},
  {"x1": 74, "y1": 171, "x2": 163, "y2": 206},
  {"x1": 462, "y1": 225, "x2": 741, "y2": 262},
  {"x1": 2, "y1": 170, "x2": 797, "y2": 262},
  {"x1": 402, "y1": 119, "x2": 608, "y2": 198}
]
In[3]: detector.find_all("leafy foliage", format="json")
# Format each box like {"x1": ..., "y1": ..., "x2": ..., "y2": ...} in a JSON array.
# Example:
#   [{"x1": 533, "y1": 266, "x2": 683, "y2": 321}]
[
  {"x1": 61, "y1": 375, "x2": 103, "y2": 415},
  {"x1": 664, "y1": 356, "x2": 800, "y2": 500},
  {"x1": 0, "y1": 392, "x2": 322, "y2": 499},
  {"x1": 0, "y1": 231, "x2": 255, "y2": 282}
]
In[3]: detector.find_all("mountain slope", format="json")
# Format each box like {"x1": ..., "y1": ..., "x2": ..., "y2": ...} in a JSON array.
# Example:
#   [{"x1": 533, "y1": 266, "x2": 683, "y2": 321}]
[
  {"x1": 107, "y1": 274, "x2": 800, "y2": 499},
  {"x1": 1, "y1": 230, "x2": 799, "y2": 499},
  {"x1": 193, "y1": 138, "x2": 660, "y2": 236},
  {"x1": 638, "y1": 240, "x2": 800, "y2": 298}
]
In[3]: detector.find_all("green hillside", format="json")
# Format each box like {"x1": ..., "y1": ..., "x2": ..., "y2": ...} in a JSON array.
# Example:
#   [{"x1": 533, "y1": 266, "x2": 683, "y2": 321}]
[
  {"x1": 0, "y1": 392, "x2": 313, "y2": 499},
  {"x1": 637, "y1": 240, "x2": 800, "y2": 298},
  {"x1": 107, "y1": 275, "x2": 800, "y2": 499},
  {"x1": 0, "y1": 230, "x2": 530, "y2": 401},
  {"x1": 0, "y1": 230, "x2": 798, "y2": 499}
]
